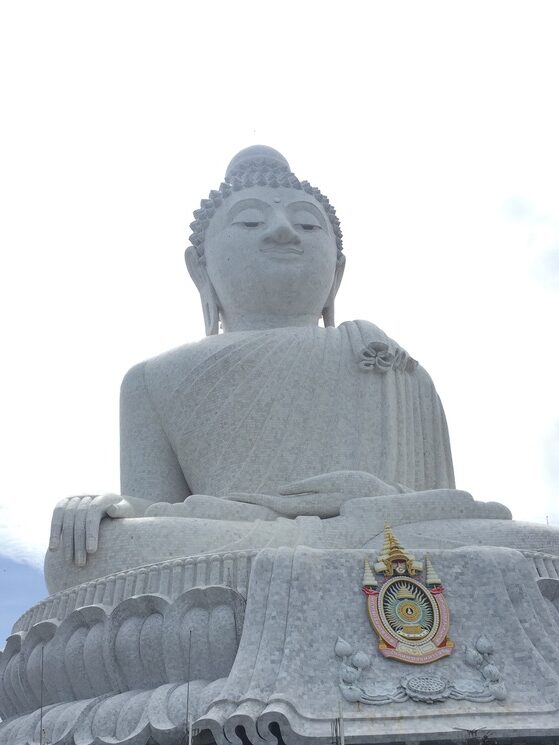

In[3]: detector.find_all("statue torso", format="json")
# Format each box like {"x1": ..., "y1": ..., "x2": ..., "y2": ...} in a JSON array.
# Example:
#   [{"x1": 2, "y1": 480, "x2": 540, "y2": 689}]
[{"x1": 132, "y1": 322, "x2": 454, "y2": 497}]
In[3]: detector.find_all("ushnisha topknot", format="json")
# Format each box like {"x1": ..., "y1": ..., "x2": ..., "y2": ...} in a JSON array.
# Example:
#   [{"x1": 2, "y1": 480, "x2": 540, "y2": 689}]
[{"x1": 188, "y1": 145, "x2": 344, "y2": 264}]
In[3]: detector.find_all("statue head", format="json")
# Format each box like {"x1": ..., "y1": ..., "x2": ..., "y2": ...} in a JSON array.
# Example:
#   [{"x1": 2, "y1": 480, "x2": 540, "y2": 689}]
[{"x1": 185, "y1": 146, "x2": 345, "y2": 335}]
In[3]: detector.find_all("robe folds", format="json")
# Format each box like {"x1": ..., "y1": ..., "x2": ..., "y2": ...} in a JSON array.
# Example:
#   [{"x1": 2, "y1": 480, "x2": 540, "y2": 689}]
[{"x1": 121, "y1": 321, "x2": 455, "y2": 502}]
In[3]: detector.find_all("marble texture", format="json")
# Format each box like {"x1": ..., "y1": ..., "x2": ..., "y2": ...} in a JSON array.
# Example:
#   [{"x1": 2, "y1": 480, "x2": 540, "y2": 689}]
[
  {"x1": 46, "y1": 487, "x2": 555, "y2": 594},
  {"x1": 0, "y1": 586, "x2": 245, "y2": 720},
  {"x1": 3, "y1": 146, "x2": 559, "y2": 745},
  {"x1": 3, "y1": 547, "x2": 559, "y2": 745},
  {"x1": 45, "y1": 147, "x2": 558, "y2": 597},
  {"x1": 45, "y1": 146, "x2": 464, "y2": 584},
  {"x1": 11, "y1": 546, "x2": 559, "y2": 636}
]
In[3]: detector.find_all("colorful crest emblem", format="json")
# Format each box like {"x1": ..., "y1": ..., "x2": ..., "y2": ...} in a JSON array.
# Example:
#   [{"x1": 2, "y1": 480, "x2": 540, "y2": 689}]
[{"x1": 362, "y1": 525, "x2": 453, "y2": 664}]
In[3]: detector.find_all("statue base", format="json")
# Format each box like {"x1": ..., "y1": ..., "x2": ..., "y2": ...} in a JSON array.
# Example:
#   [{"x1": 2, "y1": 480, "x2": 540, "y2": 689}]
[{"x1": 1, "y1": 546, "x2": 559, "y2": 745}]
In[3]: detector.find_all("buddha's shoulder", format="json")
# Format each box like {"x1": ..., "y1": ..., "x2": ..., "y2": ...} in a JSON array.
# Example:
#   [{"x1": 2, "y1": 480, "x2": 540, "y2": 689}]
[
  {"x1": 120, "y1": 331, "x2": 267, "y2": 395},
  {"x1": 121, "y1": 322, "x2": 435, "y2": 396},
  {"x1": 342, "y1": 318, "x2": 405, "y2": 347},
  {"x1": 341, "y1": 319, "x2": 433, "y2": 384},
  {"x1": 340, "y1": 319, "x2": 392, "y2": 343}
]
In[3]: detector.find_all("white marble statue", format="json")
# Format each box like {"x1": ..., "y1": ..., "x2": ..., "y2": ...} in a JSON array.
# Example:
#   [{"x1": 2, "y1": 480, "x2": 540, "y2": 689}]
[
  {"x1": 3, "y1": 146, "x2": 559, "y2": 745},
  {"x1": 44, "y1": 145, "x2": 554, "y2": 592}
]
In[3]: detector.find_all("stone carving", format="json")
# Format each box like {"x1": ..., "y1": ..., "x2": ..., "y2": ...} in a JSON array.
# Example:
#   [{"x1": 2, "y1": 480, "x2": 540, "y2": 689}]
[
  {"x1": 188, "y1": 146, "x2": 344, "y2": 275},
  {"x1": 44, "y1": 145, "x2": 470, "y2": 591},
  {"x1": 41, "y1": 146, "x2": 558, "y2": 594},
  {"x1": 11, "y1": 551, "x2": 255, "y2": 635},
  {"x1": 525, "y1": 550, "x2": 559, "y2": 580},
  {"x1": 463, "y1": 635, "x2": 507, "y2": 702},
  {"x1": 358, "y1": 340, "x2": 418, "y2": 373},
  {"x1": 2, "y1": 146, "x2": 559, "y2": 745},
  {"x1": 400, "y1": 674, "x2": 454, "y2": 703},
  {"x1": 0, "y1": 683, "x2": 218, "y2": 745},
  {"x1": 335, "y1": 635, "x2": 505, "y2": 705},
  {"x1": 3, "y1": 546, "x2": 559, "y2": 745},
  {"x1": 0, "y1": 586, "x2": 244, "y2": 720}
]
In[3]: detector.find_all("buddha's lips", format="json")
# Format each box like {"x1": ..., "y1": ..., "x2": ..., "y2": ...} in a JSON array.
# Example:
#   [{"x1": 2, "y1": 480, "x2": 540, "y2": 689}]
[{"x1": 260, "y1": 245, "x2": 303, "y2": 255}]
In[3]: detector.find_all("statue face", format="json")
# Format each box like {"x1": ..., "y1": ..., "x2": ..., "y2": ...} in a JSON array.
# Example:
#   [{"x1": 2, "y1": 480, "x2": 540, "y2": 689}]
[{"x1": 203, "y1": 186, "x2": 339, "y2": 327}]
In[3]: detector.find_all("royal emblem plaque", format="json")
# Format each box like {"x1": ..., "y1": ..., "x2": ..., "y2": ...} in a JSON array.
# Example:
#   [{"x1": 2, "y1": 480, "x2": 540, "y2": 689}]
[{"x1": 362, "y1": 525, "x2": 453, "y2": 664}]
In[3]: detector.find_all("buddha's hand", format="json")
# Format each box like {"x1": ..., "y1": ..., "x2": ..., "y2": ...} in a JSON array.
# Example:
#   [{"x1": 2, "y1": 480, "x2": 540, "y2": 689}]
[
  {"x1": 232, "y1": 471, "x2": 409, "y2": 518},
  {"x1": 48, "y1": 494, "x2": 148, "y2": 567}
]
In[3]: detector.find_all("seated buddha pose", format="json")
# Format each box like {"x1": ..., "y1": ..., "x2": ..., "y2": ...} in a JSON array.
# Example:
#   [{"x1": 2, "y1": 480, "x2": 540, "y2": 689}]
[{"x1": 46, "y1": 146, "x2": 527, "y2": 593}]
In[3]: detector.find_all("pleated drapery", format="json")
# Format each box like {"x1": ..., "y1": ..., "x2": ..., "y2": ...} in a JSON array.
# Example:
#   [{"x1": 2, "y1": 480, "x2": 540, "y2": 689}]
[{"x1": 146, "y1": 321, "x2": 455, "y2": 497}]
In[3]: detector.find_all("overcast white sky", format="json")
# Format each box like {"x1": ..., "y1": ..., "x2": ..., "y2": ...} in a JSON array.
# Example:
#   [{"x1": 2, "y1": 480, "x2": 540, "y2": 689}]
[{"x1": 1, "y1": 1, "x2": 558, "y2": 574}]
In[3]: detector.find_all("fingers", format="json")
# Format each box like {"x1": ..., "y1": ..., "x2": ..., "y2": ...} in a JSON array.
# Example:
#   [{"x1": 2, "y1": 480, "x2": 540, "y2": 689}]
[
  {"x1": 279, "y1": 471, "x2": 397, "y2": 497},
  {"x1": 227, "y1": 492, "x2": 277, "y2": 508},
  {"x1": 49, "y1": 493, "x2": 124, "y2": 564},
  {"x1": 277, "y1": 492, "x2": 342, "y2": 517},
  {"x1": 74, "y1": 496, "x2": 92, "y2": 567},
  {"x1": 49, "y1": 497, "x2": 70, "y2": 550},
  {"x1": 62, "y1": 497, "x2": 81, "y2": 562},
  {"x1": 145, "y1": 501, "x2": 172, "y2": 517},
  {"x1": 278, "y1": 475, "x2": 325, "y2": 495},
  {"x1": 85, "y1": 494, "x2": 117, "y2": 555},
  {"x1": 227, "y1": 491, "x2": 324, "y2": 517},
  {"x1": 266, "y1": 496, "x2": 301, "y2": 517},
  {"x1": 106, "y1": 498, "x2": 135, "y2": 519}
]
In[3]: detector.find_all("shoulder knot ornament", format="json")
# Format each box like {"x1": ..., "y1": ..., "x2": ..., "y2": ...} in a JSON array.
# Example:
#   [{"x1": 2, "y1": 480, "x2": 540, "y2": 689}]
[
  {"x1": 362, "y1": 525, "x2": 453, "y2": 664},
  {"x1": 359, "y1": 341, "x2": 418, "y2": 373}
]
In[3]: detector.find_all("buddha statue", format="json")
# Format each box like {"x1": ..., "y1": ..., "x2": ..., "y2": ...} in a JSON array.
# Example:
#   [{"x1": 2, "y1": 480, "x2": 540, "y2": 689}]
[
  {"x1": 5, "y1": 146, "x2": 559, "y2": 745},
  {"x1": 44, "y1": 146, "x2": 556, "y2": 593}
]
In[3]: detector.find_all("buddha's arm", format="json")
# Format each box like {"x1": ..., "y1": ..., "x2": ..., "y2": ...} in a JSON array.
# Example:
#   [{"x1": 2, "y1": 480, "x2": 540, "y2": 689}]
[
  {"x1": 49, "y1": 362, "x2": 191, "y2": 567},
  {"x1": 120, "y1": 362, "x2": 191, "y2": 502}
]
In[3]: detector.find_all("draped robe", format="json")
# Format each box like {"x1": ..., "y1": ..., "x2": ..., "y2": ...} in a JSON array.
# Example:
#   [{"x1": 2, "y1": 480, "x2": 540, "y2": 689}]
[{"x1": 120, "y1": 321, "x2": 455, "y2": 504}]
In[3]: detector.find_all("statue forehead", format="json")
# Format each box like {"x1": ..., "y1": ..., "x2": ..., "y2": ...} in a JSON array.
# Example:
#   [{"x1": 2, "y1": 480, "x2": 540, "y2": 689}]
[{"x1": 205, "y1": 186, "x2": 328, "y2": 236}]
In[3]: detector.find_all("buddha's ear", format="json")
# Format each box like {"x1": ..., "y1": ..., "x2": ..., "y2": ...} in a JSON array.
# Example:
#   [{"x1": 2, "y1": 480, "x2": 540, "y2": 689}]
[
  {"x1": 322, "y1": 255, "x2": 345, "y2": 328},
  {"x1": 184, "y1": 247, "x2": 220, "y2": 336}
]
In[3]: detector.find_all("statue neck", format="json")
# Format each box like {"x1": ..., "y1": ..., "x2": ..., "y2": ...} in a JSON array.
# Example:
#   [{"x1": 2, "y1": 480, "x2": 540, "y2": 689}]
[{"x1": 220, "y1": 310, "x2": 322, "y2": 333}]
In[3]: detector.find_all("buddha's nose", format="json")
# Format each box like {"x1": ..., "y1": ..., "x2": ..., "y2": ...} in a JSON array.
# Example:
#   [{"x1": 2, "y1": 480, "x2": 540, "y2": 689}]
[{"x1": 264, "y1": 218, "x2": 301, "y2": 245}]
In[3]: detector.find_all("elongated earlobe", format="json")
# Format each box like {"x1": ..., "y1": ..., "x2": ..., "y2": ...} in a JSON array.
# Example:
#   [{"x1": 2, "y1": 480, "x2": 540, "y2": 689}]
[
  {"x1": 202, "y1": 297, "x2": 220, "y2": 337},
  {"x1": 322, "y1": 255, "x2": 345, "y2": 327},
  {"x1": 185, "y1": 247, "x2": 220, "y2": 336}
]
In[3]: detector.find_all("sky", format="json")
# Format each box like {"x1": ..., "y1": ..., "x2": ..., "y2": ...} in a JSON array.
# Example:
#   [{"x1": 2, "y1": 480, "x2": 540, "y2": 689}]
[{"x1": 1, "y1": 1, "x2": 558, "y2": 641}]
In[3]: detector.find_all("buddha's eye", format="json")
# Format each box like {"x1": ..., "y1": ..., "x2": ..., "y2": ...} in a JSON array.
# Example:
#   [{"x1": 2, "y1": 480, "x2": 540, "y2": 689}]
[
  {"x1": 232, "y1": 208, "x2": 265, "y2": 228},
  {"x1": 297, "y1": 223, "x2": 321, "y2": 231},
  {"x1": 291, "y1": 208, "x2": 324, "y2": 232}
]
